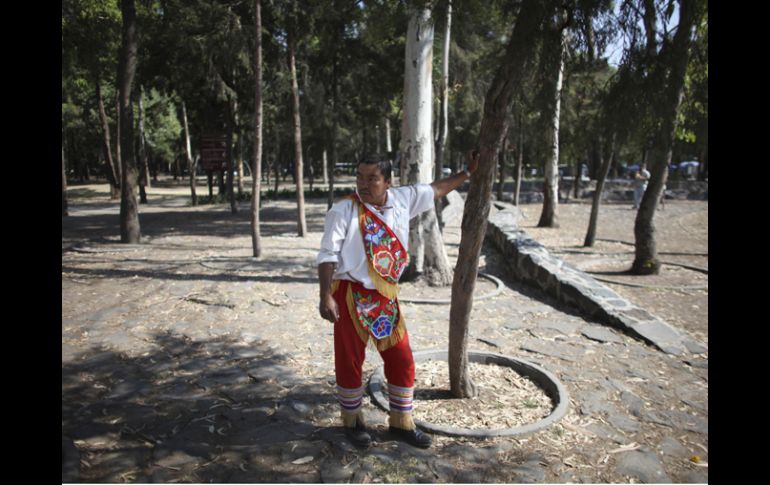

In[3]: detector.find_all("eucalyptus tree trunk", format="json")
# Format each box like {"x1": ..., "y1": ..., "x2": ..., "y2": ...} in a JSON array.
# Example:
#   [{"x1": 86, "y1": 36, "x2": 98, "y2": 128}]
[
  {"x1": 584, "y1": 133, "x2": 615, "y2": 246},
  {"x1": 62, "y1": 142, "x2": 68, "y2": 217},
  {"x1": 181, "y1": 100, "x2": 197, "y2": 206},
  {"x1": 434, "y1": 0, "x2": 452, "y2": 228},
  {"x1": 633, "y1": 0, "x2": 701, "y2": 274},
  {"x1": 251, "y1": 0, "x2": 263, "y2": 257},
  {"x1": 118, "y1": 0, "x2": 141, "y2": 243},
  {"x1": 450, "y1": 0, "x2": 550, "y2": 398},
  {"x1": 137, "y1": 88, "x2": 149, "y2": 204},
  {"x1": 537, "y1": 20, "x2": 566, "y2": 228},
  {"x1": 96, "y1": 79, "x2": 120, "y2": 199},
  {"x1": 289, "y1": 29, "x2": 307, "y2": 236},
  {"x1": 384, "y1": 116, "x2": 392, "y2": 152},
  {"x1": 401, "y1": 7, "x2": 452, "y2": 286}
]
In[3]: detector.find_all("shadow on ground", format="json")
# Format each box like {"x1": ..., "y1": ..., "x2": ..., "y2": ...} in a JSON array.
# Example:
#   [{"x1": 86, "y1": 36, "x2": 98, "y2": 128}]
[{"x1": 62, "y1": 331, "x2": 342, "y2": 483}]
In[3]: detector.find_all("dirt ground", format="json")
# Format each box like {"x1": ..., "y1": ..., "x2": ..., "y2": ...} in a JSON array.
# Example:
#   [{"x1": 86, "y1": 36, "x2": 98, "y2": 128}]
[
  {"x1": 62, "y1": 176, "x2": 707, "y2": 483},
  {"x1": 516, "y1": 199, "x2": 708, "y2": 345}
]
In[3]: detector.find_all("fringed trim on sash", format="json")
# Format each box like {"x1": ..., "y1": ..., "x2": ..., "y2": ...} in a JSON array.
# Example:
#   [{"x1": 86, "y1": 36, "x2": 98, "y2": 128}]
[
  {"x1": 354, "y1": 197, "x2": 401, "y2": 301},
  {"x1": 345, "y1": 283, "x2": 372, "y2": 347},
  {"x1": 344, "y1": 282, "x2": 406, "y2": 353}
]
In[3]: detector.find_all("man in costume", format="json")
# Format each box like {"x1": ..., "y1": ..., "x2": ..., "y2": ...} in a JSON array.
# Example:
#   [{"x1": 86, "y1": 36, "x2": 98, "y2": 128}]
[{"x1": 317, "y1": 151, "x2": 479, "y2": 448}]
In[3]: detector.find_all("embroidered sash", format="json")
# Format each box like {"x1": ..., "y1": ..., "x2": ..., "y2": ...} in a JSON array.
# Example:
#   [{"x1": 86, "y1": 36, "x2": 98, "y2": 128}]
[
  {"x1": 352, "y1": 193, "x2": 408, "y2": 300},
  {"x1": 344, "y1": 280, "x2": 406, "y2": 352}
]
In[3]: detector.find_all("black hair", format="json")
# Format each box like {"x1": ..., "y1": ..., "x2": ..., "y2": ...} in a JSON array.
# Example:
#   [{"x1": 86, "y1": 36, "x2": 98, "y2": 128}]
[{"x1": 357, "y1": 153, "x2": 393, "y2": 181}]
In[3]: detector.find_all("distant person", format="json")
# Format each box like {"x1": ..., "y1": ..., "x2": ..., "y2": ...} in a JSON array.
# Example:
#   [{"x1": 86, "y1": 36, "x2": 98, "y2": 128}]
[
  {"x1": 317, "y1": 151, "x2": 479, "y2": 449},
  {"x1": 632, "y1": 166, "x2": 650, "y2": 209}
]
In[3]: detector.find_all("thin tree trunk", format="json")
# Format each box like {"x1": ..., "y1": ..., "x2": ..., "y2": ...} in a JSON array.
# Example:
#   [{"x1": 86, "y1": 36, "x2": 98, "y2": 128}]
[
  {"x1": 513, "y1": 110, "x2": 523, "y2": 206},
  {"x1": 434, "y1": 0, "x2": 451, "y2": 230},
  {"x1": 537, "y1": 20, "x2": 566, "y2": 228},
  {"x1": 115, "y1": 93, "x2": 123, "y2": 184},
  {"x1": 137, "y1": 87, "x2": 149, "y2": 204},
  {"x1": 632, "y1": 0, "x2": 700, "y2": 275},
  {"x1": 289, "y1": 30, "x2": 307, "y2": 236},
  {"x1": 118, "y1": 0, "x2": 141, "y2": 243},
  {"x1": 274, "y1": 133, "x2": 280, "y2": 197},
  {"x1": 251, "y1": 0, "x2": 263, "y2": 257},
  {"x1": 96, "y1": 79, "x2": 120, "y2": 199},
  {"x1": 384, "y1": 116, "x2": 392, "y2": 153},
  {"x1": 584, "y1": 133, "x2": 615, "y2": 246},
  {"x1": 227, "y1": 96, "x2": 238, "y2": 213},
  {"x1": 327, "y1": 57, "x2": 339, "y2": 210},
  {"x1": 237, "y1": 129, "x2": 244, "y2": 198},
  {"x1": 322, "y1": 149, "x2": 328, "y2": 185},
  {"x1": 497, "y1": 135, "x2": 506, "y2": 201},
  {"x1": 181, "y1": 100, "x2": 197, "y2": 206},
  {"x1": 62, "y1": 142, "x2": 68, "y2": 216},
  {"x1": 450, "y1": 0, "x2": 549, "y2": 398},
  {"x1": 401, "y1": 7, "x2": 452, "y2": 286}
]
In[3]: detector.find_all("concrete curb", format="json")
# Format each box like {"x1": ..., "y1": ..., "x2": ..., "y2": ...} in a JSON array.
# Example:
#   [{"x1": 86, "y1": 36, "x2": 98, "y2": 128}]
[
  {"x1": 368, "y1": 350, "x2": 569, "y2": 438},
  {"x1": 399, "y1": 273, "x2": 504, "y2": 304},
  {"x1": 484, "y1": 202, "x2": 707, "y2": 356}
]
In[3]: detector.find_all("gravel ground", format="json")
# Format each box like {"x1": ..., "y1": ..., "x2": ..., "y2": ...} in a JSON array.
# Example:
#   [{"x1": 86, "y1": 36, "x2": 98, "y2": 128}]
[{"x1": 62, "y1": 179, "x2": 707, "y2": 483}]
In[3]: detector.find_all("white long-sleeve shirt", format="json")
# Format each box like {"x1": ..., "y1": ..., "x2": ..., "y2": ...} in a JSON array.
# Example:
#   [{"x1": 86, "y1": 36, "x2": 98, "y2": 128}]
[{"x1": 316, "y1": 184, "x2": 435, "y2": 289}]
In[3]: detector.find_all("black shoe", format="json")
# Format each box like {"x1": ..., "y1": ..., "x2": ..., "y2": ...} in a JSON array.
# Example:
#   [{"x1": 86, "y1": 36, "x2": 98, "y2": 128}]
[
  {"x1": 344, "y1": 422, "x2": 372, "y2": 448},
  {"x1": 389, "y1": 426, "x2": 432, "y2": 449}
]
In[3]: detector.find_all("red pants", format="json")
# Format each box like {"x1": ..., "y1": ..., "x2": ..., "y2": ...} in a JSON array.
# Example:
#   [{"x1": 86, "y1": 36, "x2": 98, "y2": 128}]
[{"x1": 333, "y1": 280, "x2": 415, "y2": 390}]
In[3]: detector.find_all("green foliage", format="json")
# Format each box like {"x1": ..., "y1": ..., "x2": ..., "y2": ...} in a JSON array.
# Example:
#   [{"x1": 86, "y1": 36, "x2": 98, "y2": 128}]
[{"x1": 141, "y1": 88, "x2": 182, "y2": 164}]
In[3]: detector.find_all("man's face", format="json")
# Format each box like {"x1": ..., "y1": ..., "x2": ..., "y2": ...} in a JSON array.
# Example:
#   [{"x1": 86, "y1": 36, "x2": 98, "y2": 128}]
[{"x1": 356, "y1": 163, "x2": 391, "y2": 205}]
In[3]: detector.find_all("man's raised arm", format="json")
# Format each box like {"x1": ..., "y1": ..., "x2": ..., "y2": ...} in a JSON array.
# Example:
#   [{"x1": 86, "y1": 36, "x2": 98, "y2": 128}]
[{"x1": 430, "y1": 150, "x2": 479, "y2": 199}]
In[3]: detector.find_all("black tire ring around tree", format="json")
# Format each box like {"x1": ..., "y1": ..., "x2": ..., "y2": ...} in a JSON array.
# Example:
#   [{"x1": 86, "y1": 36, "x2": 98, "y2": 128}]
[
  {"x1": 368, "y1": 349, "x2": 570, "y2": 438},
  {"x1": 398, "y1": 272, "x2": 504, "y2": 304}
]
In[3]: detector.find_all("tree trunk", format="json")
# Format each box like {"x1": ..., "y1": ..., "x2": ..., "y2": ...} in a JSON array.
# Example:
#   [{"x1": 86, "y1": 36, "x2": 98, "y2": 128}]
[
  {"x1": 584, "y1": 133, "x2": 615, "y2": 246},
  {"x1": 401, "y1": 7, "x2": 452, "y2": 286},
  {"x1": 251, "y1": 0, "x2": 263, "y2": 258},
  {"x1": 289, "y1": 30, "x2": 307, "y2": 236},
  {"x1": 537, "y1": 20, "x2": 566, "y2": 228},
  {"x1": 497, "y1": 135, "x2": 506, "y2": 201},
  {"x1": 434, "y1": 0, "x2": 452, "y2": 228},
  {"x1": 327, "y1": 59, "x2": 339, "y2": 210},
  {"x1": 513, "y1": 110, "x2": 523, "y2": 206},
  {"x1": 449, "y1": 0, "x2": 549, "y2": 398},
  {"x1": 632, "y1": 0, "x2": 700, "y2": 275},
  {"x1": 236, "y1": 129, "x2": 244, "y2": 198},
  {"x1": 274, "y1": 133, "x2": 280, "y2": 197},
  {"x1": 115, "y1": 93, "x2": 123, "y2": 185},
  {"x1": 385, "y1": 116, "x2": 392, "y2": 153},
  {"x1": 118, "y1": 0, "x2": 141, "y2": 244},
  {"x1": 181, "y1": 100, "x2": 197, "y2": 206},
  {"x1": 322, "y1": 149, "x2": 328, "y2": 185},
  {"x1": 96, "y1": 79, "x2": 120, "y2": 199},
  {"x1": 62, "y1": 142, "x2": 68, "y2": 217},
  {"x1": 137, "y1": 87, "x2": 149, "y2": 204},
  {"x1": 227, "y1": 96, "x2": 238, "y2": 214}
]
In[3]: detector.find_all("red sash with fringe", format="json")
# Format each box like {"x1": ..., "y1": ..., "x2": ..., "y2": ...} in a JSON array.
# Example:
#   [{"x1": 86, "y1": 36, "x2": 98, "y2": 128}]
[
  {"x1": 352, "y1": 193, "x2": 408, "y2": 300},
  {"x1": 338, "y1": 194, "x2": 408, "y2": 351}
]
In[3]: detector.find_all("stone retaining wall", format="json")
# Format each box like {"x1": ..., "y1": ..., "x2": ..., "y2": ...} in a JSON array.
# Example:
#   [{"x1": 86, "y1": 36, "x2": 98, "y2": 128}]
[{"x1": 482, "y1": 202, "x2": 707, "y2": 356}]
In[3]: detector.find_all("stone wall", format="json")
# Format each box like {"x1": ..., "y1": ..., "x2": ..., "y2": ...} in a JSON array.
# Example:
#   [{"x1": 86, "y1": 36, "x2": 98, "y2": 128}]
[{"x1": 482, "y1": 202, "x2": 706, "y2": 356}]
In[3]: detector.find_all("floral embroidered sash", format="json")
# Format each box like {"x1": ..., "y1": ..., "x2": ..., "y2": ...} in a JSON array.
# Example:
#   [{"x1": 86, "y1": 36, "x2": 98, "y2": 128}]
[
  {"x1": 352, "y1": 193, "x2": 408, "y2": 301},
  {"x1": 336, "y1": 194, "x2": 409, "y2": 351},
  {"x1": 343, "y1": 281, "x2": 405, "y2": 351}
]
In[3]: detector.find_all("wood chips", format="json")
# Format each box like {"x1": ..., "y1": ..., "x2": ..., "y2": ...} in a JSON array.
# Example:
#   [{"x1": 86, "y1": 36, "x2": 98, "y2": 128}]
[{"x1": 411, "y1": 360, "x2": 553, "y2": 429}]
